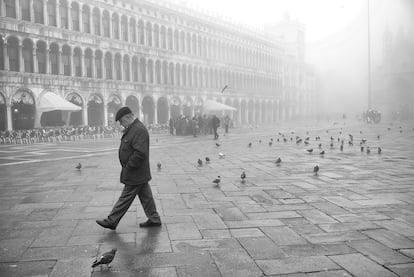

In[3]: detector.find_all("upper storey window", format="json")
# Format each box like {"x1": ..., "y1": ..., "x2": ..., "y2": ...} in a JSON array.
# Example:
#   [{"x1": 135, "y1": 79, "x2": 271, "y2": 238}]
[
  {"x1": 21, "y1": 0, "x2": 31, "y2": 21},
  {"x1": 83, "y1": 6, "x2": 90, "y2": 33},
  {"x1": 34, "y1": 0, "x2": 44, "y2": 24},
  {"x1": 71, "y1": 2, "x2": 80, "y2": 31},
  {"x1": 47, "y1": 0, "x2": 56, "y2": 26},
  {"x1": 93, "y1": 8, "x2": 101, "y2": 36},
  {"x1": 5, "y1": 0, "x2": 16, "y2": 18},
  {"x1": 103, "y1": 11, "x2": 110, "y2": 37},
  {"x1": 60, "y1": 0, "x2": 69, "y2": 29}
]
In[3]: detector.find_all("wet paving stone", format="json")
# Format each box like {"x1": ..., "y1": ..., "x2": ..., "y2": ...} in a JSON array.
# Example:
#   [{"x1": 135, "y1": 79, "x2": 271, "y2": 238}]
[{"x1": 1, "y1": 121, "x2": 414, "y2": 276}]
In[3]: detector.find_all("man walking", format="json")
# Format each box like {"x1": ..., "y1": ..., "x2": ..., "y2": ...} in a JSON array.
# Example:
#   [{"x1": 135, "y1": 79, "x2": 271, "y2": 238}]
[{"x1": 96, "y1": 107, "x2": 161, "y2": 230}]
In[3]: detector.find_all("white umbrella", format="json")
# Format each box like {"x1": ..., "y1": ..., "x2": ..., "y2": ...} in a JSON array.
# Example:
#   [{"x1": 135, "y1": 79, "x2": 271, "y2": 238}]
[{"x1": 204, "y1": 100, "x2": 236, "y2": 112}]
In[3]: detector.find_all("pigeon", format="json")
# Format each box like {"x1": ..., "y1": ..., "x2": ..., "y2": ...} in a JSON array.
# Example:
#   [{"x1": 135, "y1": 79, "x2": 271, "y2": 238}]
[
  {"x1": 340, "y1": 145, "x2": 343, "y2": 151},
  {"x1": 212, "y1": 176, "x2": 221, "y2": 186},
  {"x1": 283, "y1": 138, "x2": 288, "y2": 143},
  {"x1": 221, "y1": 85, "x2": 229, "y2": 93},
  {"x1": 377, "y1": 135, "x2": 380, "y2": 140},
  {"x1": 320, "y1": 150, "x2": 325, "y2": 155},
  {"x1": 92, "y1": 248, "x2": 117, "y2": 269},
  {"x1": 330, "y1": 142, "x2": 334, "y2": 148},
  {"x1": 157, "y1": 162, "x2": 162, "y2": 170},
  {"x1": 361, "y1": 139, "x2": 367, "y2": 144},
  {"x1": 248, "y1": 142, "x2": 252, "y2": 147},
  {"x1": 387, "y1": 127, "x2": 391, "y2": 131},
  {"x1": 197, "y1": 158, "x2": 203, "y2": 166},
  {"x1": 378, "y1": 147, "x2": 382, "y2": 154},
  {"x1": 269, "y1": 141, "x2": 272, "y2": 147},
  {"x1": 259, "y1": 140, "x2": 262, "y2": 144},
  {"x1": 366, "y1": 147, "x2": 371, "y2": 154},
  {"x1": 219, "y1": 152, "x2": 225, "y2": 159},
  {"x1": 205, "y1": 157, "x2": 210, "y2": 163},
  {"x1": 240, "y1": 171, "x2": 246, "y2": 182},
  {"x1": 348, "y1": 141, "x2": 353, "y2": 146},
  {"x1": 306, "y1": 149, "x2": 313, "y2": 153},
  {"x1": 304, "y1": 141, "x2": 309, "y2": 145},
  {"x1": 361, "y1": 146, "x2": 364, "y2": 152},
  {"x1": 275, "y1": 157, "x2": 282, "y2": 165},
  {"x1": 318, "y1": 143, "x2": 322, "y2": 149},
  {"x1": 75, "y1": 163, "x2": 82, "y2": 170},
  {"x1": 215, "y1": 142, "x2": 221, "y2": 147},
  {"x1": 313, "y1": 165, "x2": 320, "y2": 175},
  {"x1": 277, "y1": 138, "x2": 280, "y2": 142}
]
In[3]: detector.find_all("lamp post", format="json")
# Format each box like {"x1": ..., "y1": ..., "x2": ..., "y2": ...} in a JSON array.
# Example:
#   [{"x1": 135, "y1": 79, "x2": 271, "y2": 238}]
[{"x1": 367, "y1": 0, "x2": 372, "y2": 109}]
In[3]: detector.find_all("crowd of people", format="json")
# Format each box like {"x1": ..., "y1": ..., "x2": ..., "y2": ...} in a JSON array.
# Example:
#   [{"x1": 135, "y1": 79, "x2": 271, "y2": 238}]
[
  {"x1": 0, "y1": 125, "x2": 120, "y2": 144},
  {"x1": 0, "y1": 114, "x2": 233, "y2": 144},
  {"x1": 168, "y1": 114, "x2": 232, "y2": 139}
]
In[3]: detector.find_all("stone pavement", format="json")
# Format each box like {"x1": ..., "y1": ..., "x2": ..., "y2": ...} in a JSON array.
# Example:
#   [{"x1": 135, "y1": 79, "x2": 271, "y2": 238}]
[{"x1": 1, "y1": 119, "x2": 414, "y2": 277}]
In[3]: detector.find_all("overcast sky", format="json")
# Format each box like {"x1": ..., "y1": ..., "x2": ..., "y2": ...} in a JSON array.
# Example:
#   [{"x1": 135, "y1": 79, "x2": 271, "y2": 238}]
[{"x1": 180, "y1": 0, "x2": 364, "y2": 43}]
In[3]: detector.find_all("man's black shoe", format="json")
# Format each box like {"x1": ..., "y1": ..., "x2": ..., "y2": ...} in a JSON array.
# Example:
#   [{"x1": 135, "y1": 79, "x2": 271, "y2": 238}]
[
  {"x1": 96, "y1": 219, "x2": 116, "y2": 230},
  {"x1": 139, "y1": 220, "x2": 161, "y2": 228}
]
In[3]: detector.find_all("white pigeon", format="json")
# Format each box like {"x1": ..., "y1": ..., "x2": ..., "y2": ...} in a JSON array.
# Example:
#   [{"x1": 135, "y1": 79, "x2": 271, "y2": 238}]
[{"x1": 219, "y1": 152, "x2": 225, "y2": 159}]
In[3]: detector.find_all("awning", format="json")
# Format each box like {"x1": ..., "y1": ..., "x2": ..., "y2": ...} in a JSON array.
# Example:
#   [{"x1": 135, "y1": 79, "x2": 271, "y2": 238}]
[
  {"x1": 39, "y1": 92, "x2": 82, "y2": 112},
  {"x1": 204, "y1": 100, "x2": 236, "y2": 112}
]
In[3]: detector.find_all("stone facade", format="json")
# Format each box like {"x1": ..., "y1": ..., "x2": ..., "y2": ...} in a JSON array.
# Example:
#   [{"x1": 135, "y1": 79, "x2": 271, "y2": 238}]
[{"x1": 0, "y1": 0, "x2": 315, "y2": 130}]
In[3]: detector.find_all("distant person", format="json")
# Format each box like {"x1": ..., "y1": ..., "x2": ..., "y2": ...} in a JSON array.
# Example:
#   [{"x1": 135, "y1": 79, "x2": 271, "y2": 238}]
[
  {"x1": 211, "y1": 115, "x2": 220, "y2": 140},
  {"x1": 224, "y1": 114, "x2": 230, "y2": 134},
  {"x1": 96, "y1": 107, "x2": 161, "y2": 230}
]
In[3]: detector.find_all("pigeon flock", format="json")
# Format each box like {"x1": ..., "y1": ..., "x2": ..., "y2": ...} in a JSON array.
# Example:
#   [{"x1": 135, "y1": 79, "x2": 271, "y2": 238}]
[{"x1": 81, "y1": 122, "x2": 411, "y2": 270}]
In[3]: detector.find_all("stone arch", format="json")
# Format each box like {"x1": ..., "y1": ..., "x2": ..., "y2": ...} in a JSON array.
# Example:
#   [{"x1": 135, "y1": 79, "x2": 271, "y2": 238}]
[
  {"x1": 66, "y1": 92, "x2": 84, "y2": 126},
  {"x1": 183, "y1": 96, "x2": 193, "y2": 118},
  {"x1": 107, "y1": 94, "x2": 122, "y2": 125},
  {"x1": 157, "y1": 96, "x2": 169, "y2": 124},
  {"x1": 247, "y1": 100, "x2": 254, "y2": 124},
  {"x1": 241, "y1": 99, "x2": 247, "y2": 125},
  {"x1": 194, "y1": 97, "x2": 203, "y2": 115},
  {"x1": 125, "y1": 95, "x2": 139, "y2": 116},
  {"x1": 142, "y1": 95, "x2": 155, "y2": 125},
  {"x1": 12, "y1": 89, "x2": 36, "y2": 130},
  {"x1": 255, "y1": 101, "x2": 261, "y2": 124},
  {"x1": 87, "y1": 94, "x2": 104, "y2": 126},
  {"x1": 170, "y1": 96, "x2": 181, "y2": 119}
]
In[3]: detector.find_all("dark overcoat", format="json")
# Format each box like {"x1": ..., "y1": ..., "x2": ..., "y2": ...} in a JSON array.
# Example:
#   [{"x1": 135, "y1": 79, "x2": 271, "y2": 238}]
[{"x1": 118, "y1": 119, "x2": 151, "y2": 185}]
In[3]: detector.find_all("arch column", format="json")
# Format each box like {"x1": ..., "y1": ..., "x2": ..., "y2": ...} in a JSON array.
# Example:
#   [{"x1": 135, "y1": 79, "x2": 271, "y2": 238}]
[
  {"x1": 18, "y1": 43, "x2": 24, "y2": 73},
  {"x1": 6, "y1": 104, "x2": 12, "y2": 131},
  {"x1": 45, "y1": 45, "x2": 50, "y2": 74},
  {"x1": 70, "y1": 51, "x2": 74, "y2": 76},
  {"x1": 80, "y1": 53, "x2": 85, "y2": 77},
  {"x1": 55, "y1": 0, "x2": 60, "y2": 27},
  {"x1": 153, "y1": 104, "x2": 157, "y2": 124},
  {"x1": 103, "y1": 101, "x2": 108, "y2": 126},
  {"x1": 3, "y1": 42, "x2": 9, "y2": 71},
  {"x1": 16, "y1": 0, "x2": 21, "y2": 19},
  {"x1": 43, "y1": 0, "x2": 47, "y2": 25},
  {"x1": 67, "y1": 1, "x2": 72, "y2": 30},
  {"x1": 29, "y1": 0, "x2": 34, "y2": 22},
  {"x1": 32, "y1": 45, "x2": 38, "y2": 73},
  {"x1": 59, "y1": 50, "x2": 64, "y2": 74},
  {"x1": 82, "y1": 103, "x2": 88, "y2": 126},
  {"x1": 90, "y1": 52, "x2": 96, "y2": 78},
  {"x1": 0, "y1": 0, "x2": 5, "y2": 17},
  {"x1": 111, "y1": 54, "x2": 115, "y2": 80}
]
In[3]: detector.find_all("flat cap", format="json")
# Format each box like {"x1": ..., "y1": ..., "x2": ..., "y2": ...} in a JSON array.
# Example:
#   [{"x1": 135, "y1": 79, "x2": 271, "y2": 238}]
[{"x1": 115, "y1": 106, "x2": 132, "y2": 121}]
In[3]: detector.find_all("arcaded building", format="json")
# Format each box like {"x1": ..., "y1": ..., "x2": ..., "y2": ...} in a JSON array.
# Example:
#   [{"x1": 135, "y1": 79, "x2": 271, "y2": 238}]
[{"x1": 0, "y1": 0, "x2": 315, "y2": 131}]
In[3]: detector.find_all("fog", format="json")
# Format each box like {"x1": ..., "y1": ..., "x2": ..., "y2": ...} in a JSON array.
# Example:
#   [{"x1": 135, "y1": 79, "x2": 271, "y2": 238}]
[
  {"x1": 307, "y1": 0, "x2": 414, "y2": 116},
  {"x1": 180, "y1": 0, "x2": 413, "y2": 118}
]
